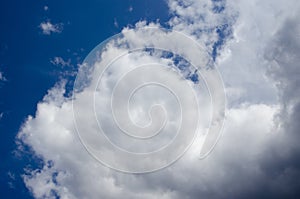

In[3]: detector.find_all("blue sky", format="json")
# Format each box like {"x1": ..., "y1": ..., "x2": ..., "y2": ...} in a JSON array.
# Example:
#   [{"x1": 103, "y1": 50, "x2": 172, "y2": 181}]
[
  {"x1": 0, "y1": 0, "x2": 169, "y2": 197},
  {"x1": 1, "y1": 0, "x2": 300, "y2": 199}
]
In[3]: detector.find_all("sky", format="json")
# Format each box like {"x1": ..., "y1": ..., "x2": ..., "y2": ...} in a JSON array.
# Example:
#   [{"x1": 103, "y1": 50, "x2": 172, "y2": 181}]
[{"x1": 0, "y1": 0, "x2": 300, "y2": 198}]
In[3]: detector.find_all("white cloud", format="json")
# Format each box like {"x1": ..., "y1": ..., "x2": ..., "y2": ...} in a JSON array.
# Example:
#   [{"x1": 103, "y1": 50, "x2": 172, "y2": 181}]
[
  {"x1": 40, "y1": 21, "x2": 63, "y2": 35},
  {"x1": 18, "y1": 88, "x2": 277, "y2": 198},
  {"x1": 17, "y1": 0, "x2": 300, "y2": 198}
]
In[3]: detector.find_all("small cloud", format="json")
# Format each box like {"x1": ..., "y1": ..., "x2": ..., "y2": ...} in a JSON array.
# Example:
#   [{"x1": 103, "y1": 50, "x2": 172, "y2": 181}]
[
  {"x1": 40, "y1": 21, "x2": 63, "y2": 35},
  {"x1": 0, "y1": 71, "x2": 7, "y2": 81},
  {"x1": 128, "y1": 6, "x2": 133, "y2": 12},
  {"x1": 8, "y1": 171, "x2": 15, "y2": 180},
  {"x1": 44, "y1": 6, "x2": 48, "y2": 11},
  {"x1": 7, "y1": 171, "x2": 16, "y2": 189},
  {"x1": 50, "y1": 57, "x2": 71, "y2": 67},
  {"x1": 114, "y1": 18, "x2": 119, "y2": 28}
]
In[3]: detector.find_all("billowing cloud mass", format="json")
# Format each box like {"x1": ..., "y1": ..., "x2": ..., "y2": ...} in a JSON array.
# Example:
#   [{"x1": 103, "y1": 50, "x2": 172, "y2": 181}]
[
  {"x1": 40, "y1": 21, "x2": 63, "y2": 35},
  {"x1": 18, "y1": 0, "x2": 300, "y2": 198}
]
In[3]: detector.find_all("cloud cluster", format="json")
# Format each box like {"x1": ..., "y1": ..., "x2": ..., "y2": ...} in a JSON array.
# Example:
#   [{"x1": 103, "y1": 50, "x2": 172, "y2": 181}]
[{"x1": 17, "y1": 0, "x2": 300, "y2": 198}]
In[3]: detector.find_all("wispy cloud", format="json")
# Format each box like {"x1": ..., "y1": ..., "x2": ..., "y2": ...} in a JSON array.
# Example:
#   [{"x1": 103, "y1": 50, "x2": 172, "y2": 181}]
[
  {"x1": 50, "y1": 57, "x2": 71, "y2": 67},
  {"x1": 114, "y1": 18, "x2": 119, "y2": 28},
  {"x1": 0, "y1": 71, "x2": 7, "y2": 81}
]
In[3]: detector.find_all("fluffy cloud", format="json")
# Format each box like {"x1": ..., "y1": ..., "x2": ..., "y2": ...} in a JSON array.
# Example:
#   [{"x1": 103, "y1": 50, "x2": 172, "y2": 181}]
[
  {"x1": 40, "y1": 21, "x2": 63, "y2": 35},
  {"x1": 18, "y1": 87, "x2": 278, "y2": 199},
  {"x1": 18, "y1": 0, "x2": 300, "y2": 198}
]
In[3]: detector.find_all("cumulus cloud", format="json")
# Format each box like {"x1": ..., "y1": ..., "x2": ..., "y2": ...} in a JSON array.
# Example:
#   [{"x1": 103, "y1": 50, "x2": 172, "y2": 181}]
[
  {"x1": 18, "y1": 87, "x2": 278, "y2": 199},
  {"x1": 40, "y1": 21, "x2": 63, "y2": 35},
  {"x1": 17, "y1": 0, "x2": 300, "y2": 198}
]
